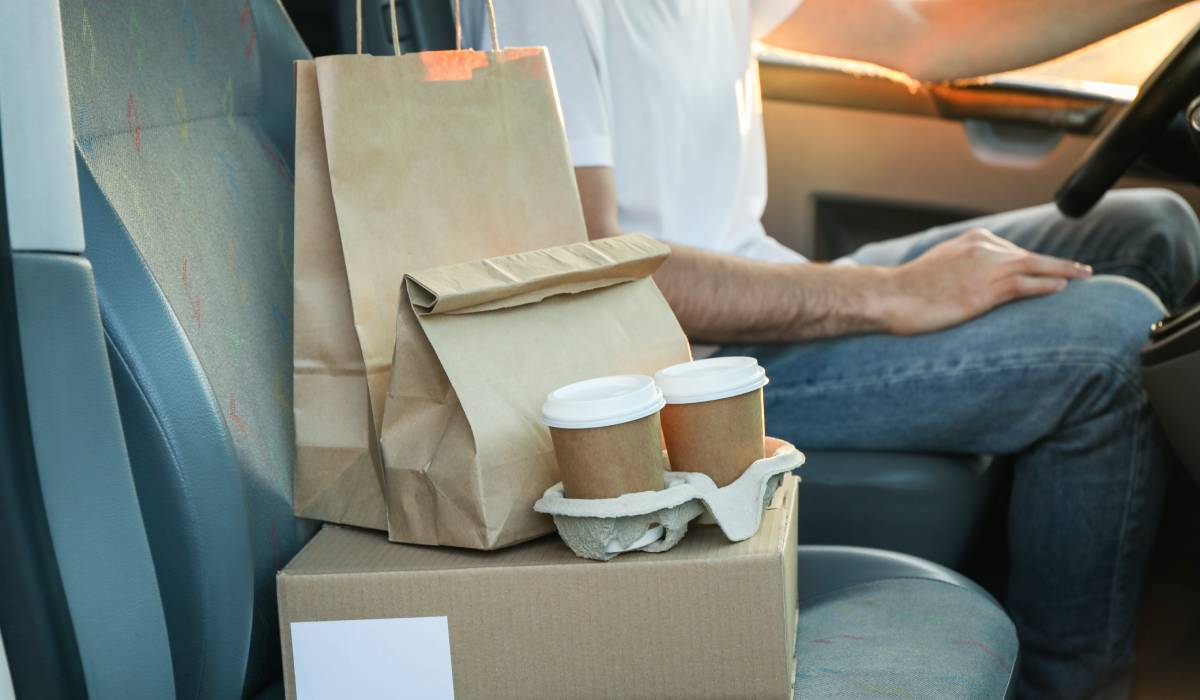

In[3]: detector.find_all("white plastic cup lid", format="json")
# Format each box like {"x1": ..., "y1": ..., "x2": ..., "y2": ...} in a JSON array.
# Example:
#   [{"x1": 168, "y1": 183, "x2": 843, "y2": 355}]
[
  {"x1": 654, "y1": 356, "x2": 768, "y2": 404},
  {"x1": 542, "y1": 374, "x2": 665, "y2": 429}
]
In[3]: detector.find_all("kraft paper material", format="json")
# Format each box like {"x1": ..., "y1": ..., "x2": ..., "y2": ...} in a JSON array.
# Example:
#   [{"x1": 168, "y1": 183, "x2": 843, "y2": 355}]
[
  {"x1": 382, "y1": 235, "x2": 692, "y2": 549},
  {"x1": 661, "y1": 388, "x2": 766, "y2": 487},
  {"x1": 549, "y1": 414, "x2": 667, "y2": 500},
  {"x1": 278, "y1": 477, "x2": 800, "y2": 699},
  {"x1": 291, "y1": 46, "x2": 587, "y2": 531}
]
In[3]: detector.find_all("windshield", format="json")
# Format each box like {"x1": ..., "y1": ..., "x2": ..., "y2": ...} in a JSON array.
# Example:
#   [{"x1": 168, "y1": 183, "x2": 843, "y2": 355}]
[{"x1": 1009, "y1": 3, "x2": 1200, "y2": 87}]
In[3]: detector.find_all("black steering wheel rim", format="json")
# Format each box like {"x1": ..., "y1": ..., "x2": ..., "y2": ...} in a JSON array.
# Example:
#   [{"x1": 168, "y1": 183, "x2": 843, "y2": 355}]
[{"x1": 1055, "y1": 21, "x2": 1200, "y2": 218}]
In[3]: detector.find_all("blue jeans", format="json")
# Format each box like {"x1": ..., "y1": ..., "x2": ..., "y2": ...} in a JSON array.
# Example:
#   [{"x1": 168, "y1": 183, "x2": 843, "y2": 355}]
[{"x1": 719, "y1": 189, "x2": 1200, "y2": 700}]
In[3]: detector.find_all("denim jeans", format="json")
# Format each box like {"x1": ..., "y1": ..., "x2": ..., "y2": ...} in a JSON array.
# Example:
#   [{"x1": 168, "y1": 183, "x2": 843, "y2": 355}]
[{"x1": 718, "y1": 189, "x2": 1200, "y2": 700}]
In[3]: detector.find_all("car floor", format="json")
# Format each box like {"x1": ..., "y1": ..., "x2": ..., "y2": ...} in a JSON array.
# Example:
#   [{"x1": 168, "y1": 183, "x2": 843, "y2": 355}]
[
  {"x1": 1131, "y1": 471, "x2": 1200, "y2": 700},
  {"x1": 960, "y1": 461, "x2": 1200, "y2": 699}
]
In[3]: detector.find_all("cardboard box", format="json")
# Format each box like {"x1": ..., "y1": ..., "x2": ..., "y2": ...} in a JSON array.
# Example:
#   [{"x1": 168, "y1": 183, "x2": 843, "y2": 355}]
[{"x1": 278, "y1": 476, "x2": 799, "y2": 699}]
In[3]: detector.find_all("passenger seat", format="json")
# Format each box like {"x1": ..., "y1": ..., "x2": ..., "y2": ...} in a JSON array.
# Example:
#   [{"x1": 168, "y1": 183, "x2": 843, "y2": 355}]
[{"x1": 53, "y1": 0, "x2": 1017, "y2": 697}]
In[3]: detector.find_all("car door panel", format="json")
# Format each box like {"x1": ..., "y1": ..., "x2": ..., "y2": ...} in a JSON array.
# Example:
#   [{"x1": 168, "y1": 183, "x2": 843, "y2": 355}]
[{"x1": 759, "y1": 50, "x2": 1200, "y2": 259}]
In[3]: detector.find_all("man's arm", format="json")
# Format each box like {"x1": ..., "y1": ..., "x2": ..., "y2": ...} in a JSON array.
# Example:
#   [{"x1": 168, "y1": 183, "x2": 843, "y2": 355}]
[
  {"x1": 576, "y1": 167, "x2": 1091, "y2": 344},
  {"x1": 764, "y1": 0, "x2": 1189, "y2": 82}
]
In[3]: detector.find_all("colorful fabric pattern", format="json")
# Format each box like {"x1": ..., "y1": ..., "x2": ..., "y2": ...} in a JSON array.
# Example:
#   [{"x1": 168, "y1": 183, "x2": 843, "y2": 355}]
[{"x1": 59, "y1": 0, "x2": 314, "y2": 691}]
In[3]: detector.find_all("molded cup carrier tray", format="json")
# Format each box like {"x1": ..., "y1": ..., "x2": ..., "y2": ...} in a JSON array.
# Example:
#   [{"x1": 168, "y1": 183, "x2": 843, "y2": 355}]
[{"x1": 534, "y1": 441, "x2": 804, "y2": 561}]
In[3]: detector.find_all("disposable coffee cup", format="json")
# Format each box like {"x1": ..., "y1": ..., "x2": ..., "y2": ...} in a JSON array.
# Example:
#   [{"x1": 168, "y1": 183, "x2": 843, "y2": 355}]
[
  {"x1": 542, "y1": 375, "x2": 668, "y2": 499},
  {"x1": 655, "y1": 357, "x2": 769, "y2": 487}
]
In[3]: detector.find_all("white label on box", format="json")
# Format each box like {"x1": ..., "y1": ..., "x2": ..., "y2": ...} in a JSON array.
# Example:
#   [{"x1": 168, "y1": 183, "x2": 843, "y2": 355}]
[{"x1": 291, "y1": 616, "x2": 455, "y2": 699}]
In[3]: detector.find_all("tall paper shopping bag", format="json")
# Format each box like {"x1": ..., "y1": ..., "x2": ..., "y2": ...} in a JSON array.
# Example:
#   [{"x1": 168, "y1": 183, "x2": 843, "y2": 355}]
[{"x1": 292, "y1": 0, "x2": 586, "y2": 530}]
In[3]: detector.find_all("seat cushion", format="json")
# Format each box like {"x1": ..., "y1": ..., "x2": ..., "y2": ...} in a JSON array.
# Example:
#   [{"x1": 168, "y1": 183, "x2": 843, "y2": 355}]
[
  {"x1": 59, "y1": 0, "x2": 317, "y2": 696},
  {"x1": 798, "y1": 451, "x2": 998, "y2": 567},
  {"x1": 252, "y1": 678, "x2": 283, "y2": 700},
  {"x1": 795, "y1": 546, "x2": 1017, "y2": 699}
]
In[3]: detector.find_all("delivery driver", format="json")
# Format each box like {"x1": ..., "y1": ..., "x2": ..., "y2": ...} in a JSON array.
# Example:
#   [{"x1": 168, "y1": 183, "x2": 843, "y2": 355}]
[{"x1": 466, "y1": 2, "x2": 1200, "y2": 698}]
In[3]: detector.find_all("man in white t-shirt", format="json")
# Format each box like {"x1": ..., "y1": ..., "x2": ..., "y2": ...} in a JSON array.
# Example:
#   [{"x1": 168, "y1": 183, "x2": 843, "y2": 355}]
[{"x1": 468, "y1": 2, "x2": 1200, "y2": 698}]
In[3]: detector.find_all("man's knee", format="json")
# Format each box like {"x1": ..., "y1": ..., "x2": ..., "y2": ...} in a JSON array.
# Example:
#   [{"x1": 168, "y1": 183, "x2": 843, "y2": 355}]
[
  {"x1": 1050, "y1": 276, "x2": 1163, "y2": 387},
  {"x1": 1000, "y1": 276, "x2": 1160, "y2": 383},
  {"x1": 1097, "y1": 188, "x2": 1200, "y2": 262}
]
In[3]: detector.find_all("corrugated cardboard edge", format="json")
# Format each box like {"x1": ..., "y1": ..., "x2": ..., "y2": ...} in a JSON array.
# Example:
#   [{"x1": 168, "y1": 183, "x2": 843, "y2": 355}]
[
  {"x1": 278, "y1": 479, "x2": 801, "y2": 699},
  {"x1": 775, "y1": 475, "x2": 801, "y2": 694},
  {"x1": 277, "y1": 555, "x2": 792, "y2": 699}
]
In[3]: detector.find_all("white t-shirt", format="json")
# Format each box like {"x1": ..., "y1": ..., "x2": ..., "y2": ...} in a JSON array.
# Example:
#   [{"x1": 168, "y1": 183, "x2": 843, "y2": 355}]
[{"x1": 466, "y1": 0, "x2": 806, "y2": 264}]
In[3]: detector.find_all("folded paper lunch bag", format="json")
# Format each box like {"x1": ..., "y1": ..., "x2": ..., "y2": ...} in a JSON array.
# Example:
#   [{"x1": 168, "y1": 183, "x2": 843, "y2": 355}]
[{"x1": 382, "y1": 235, "x2": 691, "y2": 549}]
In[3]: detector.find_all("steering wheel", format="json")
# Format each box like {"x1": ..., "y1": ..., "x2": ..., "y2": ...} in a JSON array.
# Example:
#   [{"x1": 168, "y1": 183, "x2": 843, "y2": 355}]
[{"x1": 1056, "y1": 22, "x2": 1200, "y2": 218}]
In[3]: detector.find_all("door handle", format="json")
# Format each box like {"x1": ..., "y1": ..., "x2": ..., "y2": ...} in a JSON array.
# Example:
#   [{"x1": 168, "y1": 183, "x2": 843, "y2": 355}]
[{"x1": 962, "y1": 119, "x2": 1064, "y2": 168}]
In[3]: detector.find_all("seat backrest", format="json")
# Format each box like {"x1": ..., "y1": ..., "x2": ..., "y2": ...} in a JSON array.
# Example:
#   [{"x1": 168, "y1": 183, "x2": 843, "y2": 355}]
[{"x1": 58, "y1": 1, "x2": 316, "y2": 696}]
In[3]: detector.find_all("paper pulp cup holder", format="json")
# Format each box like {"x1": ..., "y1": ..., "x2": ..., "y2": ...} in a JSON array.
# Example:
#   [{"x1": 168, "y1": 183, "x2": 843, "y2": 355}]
[{"x1": 605, "y1": 524, "x2": 667, "y2": 554}]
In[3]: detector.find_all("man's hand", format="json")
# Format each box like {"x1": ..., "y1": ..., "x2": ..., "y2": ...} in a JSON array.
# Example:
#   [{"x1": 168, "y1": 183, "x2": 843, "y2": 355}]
[
  {"x1": 575, "y1": 166, "x2": 1090, "y2": 344},
  {"x1": 879, "y1": 228, "x2": 1092, "y2": 335}
]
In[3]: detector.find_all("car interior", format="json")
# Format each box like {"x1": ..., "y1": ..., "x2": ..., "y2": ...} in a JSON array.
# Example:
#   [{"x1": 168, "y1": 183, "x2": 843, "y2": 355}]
[{"x1": 4, "y1": 1, "x2": 1200, "y2": 698}]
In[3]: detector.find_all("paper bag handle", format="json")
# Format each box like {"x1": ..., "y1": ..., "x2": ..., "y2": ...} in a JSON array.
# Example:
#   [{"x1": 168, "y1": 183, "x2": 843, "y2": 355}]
[
  {"x1": 355, "y1": 0, "x2": 501, "y2": 55},
  {"x1": 355, "y1": 0, "x2": 401, "y2": 55},
  {"x1": 454, "y1": 0, "x2": 501, "y2": 52}
]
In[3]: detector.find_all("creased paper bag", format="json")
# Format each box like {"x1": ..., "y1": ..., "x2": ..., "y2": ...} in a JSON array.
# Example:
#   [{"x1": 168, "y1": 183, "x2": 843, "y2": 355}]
[
  {"x1": 291, "y1": 17, "x2": 586, "y2": 529},
  {"x1": 382, "y1": 234, "x2": 692, "y2": 549}
]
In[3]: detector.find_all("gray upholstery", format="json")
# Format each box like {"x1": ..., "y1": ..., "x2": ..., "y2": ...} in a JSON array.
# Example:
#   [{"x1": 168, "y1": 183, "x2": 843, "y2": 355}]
[
  {"x1": 796, "y1": 546, "x2": 1018, "y2": 699},
  {"x1": 12, "y1": 253, "x2": 175, "y2": 699},
  {"x1": 797, "y1": 545, "x2": 989, "y2": 604},
  {"x1": 252, "y1": 678, "x2": 284, "y2": 700},
  {"x1": 60, "y1": 0, "x2": 316, "y2": 697},
  {"x1": 798, "y1": 451, "x2": 997, "y2": 567}
]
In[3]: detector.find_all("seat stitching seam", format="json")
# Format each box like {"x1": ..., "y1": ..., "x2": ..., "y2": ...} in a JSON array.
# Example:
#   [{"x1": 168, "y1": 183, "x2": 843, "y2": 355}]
[
  {"x1": 102, "y1": 324, "x2": 210, "y2": 699},
  {"x1": 799, "y1": 575, "x2": 1008, "y2": 616}
]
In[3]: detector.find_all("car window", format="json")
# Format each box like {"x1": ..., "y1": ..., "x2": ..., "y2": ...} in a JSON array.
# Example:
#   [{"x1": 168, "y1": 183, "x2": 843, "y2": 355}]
[{"x1": 1007, "y1": 3, "x2": 1200, "y2": 87}]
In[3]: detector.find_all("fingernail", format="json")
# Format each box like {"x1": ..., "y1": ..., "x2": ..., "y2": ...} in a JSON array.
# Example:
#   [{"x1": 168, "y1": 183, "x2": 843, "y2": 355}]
[{"x1": 1076, "y1": 263, "x2": 1093, "y2": 275}]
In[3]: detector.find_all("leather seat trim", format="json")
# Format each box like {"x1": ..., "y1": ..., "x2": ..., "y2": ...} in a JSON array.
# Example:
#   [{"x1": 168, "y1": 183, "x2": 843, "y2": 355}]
[{"x1": 80, "y1": 164, "x2": 256, "y2": 700}]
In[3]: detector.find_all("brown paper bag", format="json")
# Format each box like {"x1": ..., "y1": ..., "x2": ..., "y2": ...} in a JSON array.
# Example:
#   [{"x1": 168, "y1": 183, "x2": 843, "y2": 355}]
[
  {"x1": 292, "y1": 1, "x2": 586, "y2": 530},
  {"x1": 382, "y1": 234, "x2": 692, "y2": 549}
]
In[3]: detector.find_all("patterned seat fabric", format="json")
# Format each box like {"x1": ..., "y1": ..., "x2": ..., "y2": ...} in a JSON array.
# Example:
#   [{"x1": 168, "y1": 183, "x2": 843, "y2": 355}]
[
  {"x1": 795, "y1": 578, "x2": 1018, "y2": 698},
  {"x1": 59, "y1": 0, "x2": 316, "y2": 696}
]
